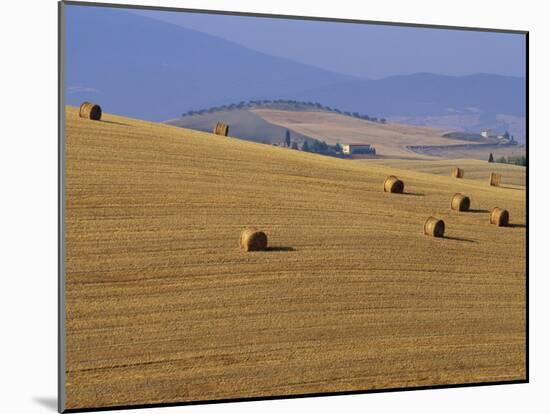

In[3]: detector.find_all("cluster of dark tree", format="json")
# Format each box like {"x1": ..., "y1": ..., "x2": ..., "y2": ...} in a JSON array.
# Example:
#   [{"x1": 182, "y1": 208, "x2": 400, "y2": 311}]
[
  {"x1": 442, "y1": 132, "x2": 484, "y2": 142},
  {"x1": 181, "y1": 99, "x2": 386, "y2": 123},
  {"x1": 444, "y1": 131, "x2": 518, "y2": 145},
  {"x1": 488, "y1": 153, "x2": 526, "y2": 166},
  {"x1": 299, "y1": 139, "x2": 343, "y2": 155},
  {"x1": 350, "y1": 147, "x2": 377, "y2": 155},
  {"x1": 283, "y1": 130, "x2": 368, "y2": 157},
  {"x1": 501, "y1": 131, "x2": 517, "y2": 144}
]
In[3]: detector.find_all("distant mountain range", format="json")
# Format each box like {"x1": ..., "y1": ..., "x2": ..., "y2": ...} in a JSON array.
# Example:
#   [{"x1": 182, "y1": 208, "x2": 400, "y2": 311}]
[
  {"x1": 66, "y1": 7, "x2": 526, "y2": 142},
  {"x1": 66, "y1": 7, "x2": 351, "y2": 121},
  {"x1": 292, "y1": 73, "x2": 525, "y2": 117}
]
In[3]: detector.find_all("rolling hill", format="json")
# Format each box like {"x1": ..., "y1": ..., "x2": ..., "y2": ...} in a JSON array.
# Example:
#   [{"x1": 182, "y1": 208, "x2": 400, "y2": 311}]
[
  {"x1": 291, "y1": 73, "x2": 526, "y2": 142},
  {"x1": 363, "y1": 158, "x2": 526, "y2": 187},
  {"x1": 251, "y1": 108, "x2": 457, "y2": 158},
  {"x1": 251, "y1": 108, "x2": 525, "y2": 159},
  {"x1": 167, "y1": 104, "x2": 524, "y2": 160},
  {"x1": 293, "y1": 73, "x2": 525, "y2": 117},
  {"x1": 64, "y1": 106, "x2": 525, "y2": 410},
  {"x1": 406, "y1": 142, "x2": 526, "y2": 160},
  {"x1": 165, "y1": 109, "x2": 313, "y2": 145}
]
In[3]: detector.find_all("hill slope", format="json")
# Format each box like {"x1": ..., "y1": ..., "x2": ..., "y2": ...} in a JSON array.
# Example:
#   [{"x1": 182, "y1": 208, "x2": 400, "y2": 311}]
[
  {"x1": 291, "y1": 73, "x2": 526, "y2": 142},
  {"x1": 251, "y1": 108, "x2": 469, "y2": 158},
  {"x1": 165, "y1": 109, "x2": 314, "y2": 145},
  {"x1": 294, "y1": 73, "x2": 525, "y2": 117},
  {"x1": 65, "y1": 106, "x2": 526, "y2": 410},
  {"x1": 363, "y1": 158, "x2": 526, "y2": 187},
  {"x1": 168, "y1": 106, "x2": 525, "y2": 159}
]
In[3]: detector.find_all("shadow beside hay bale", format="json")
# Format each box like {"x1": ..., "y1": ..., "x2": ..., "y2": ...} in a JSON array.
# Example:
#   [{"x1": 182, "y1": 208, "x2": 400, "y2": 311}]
[
  {"x1": 101, "y1": 120, "x2": 129, "y2": 127},
  {"x1": 442, "y1": 235, "x2": 476, "y2": 243},
  {"x1": 508, "y1": 223, "x2": 526, "y2": 229},
  {"x1": 468, "y1": 208, "x2": 490, "y2": 213},
  {"x1": 265, "y1": 246, "x2": 295, "y2": 252},
  {"x1": 499, "y1": 185, "x2": 524, "y2": 191}
]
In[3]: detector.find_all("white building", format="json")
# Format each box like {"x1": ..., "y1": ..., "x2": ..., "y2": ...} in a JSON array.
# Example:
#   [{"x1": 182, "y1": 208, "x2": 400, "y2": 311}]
[
  {"x1": 341, "y1": 144, "x2": 373, "y2": 155},
  {"x1": 481, "y1": 129, "x2": 496, "y2": 139}
]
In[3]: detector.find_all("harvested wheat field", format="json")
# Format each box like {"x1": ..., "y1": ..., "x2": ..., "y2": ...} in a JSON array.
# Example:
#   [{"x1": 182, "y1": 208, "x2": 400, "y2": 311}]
[
  {"x1": 64, "y1": 105, "x2": 526, "y2": 410},
  {"x1": 250, "y1": 108, "x2": 480, "y2": 158},
  {"x1": 364, "y1": 158, "x2": 526, "y2": 188}
]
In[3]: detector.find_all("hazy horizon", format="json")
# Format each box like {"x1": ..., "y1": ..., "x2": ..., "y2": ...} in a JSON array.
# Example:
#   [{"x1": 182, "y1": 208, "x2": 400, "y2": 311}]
[
  {"x1": 65, "y1": 5, "x2": 526, "y2": 141},
  {"x1": 132, "y1": 8, "x2": 526, "y2": 80}
]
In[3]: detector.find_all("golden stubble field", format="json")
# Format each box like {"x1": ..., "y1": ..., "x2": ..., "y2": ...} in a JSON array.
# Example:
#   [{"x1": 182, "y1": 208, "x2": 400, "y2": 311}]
[
  {"x1": 251, "y1": 108, "x2": 467, "y2": 158},
  {"x1": 64, "y1": 106, "x2": 526, "y2": 410},
  {"x1": 364, "y1": 158, "x2": 526, "y2": 187}
]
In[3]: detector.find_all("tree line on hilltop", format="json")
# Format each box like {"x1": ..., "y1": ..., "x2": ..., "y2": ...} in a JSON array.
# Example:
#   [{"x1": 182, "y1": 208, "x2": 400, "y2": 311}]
[
  {"x1": 488, "y1": 152, "x2": 526, "y2": 166},
  {"x1": 181, "y1": 99, "x2": 387, "y2": 124}
]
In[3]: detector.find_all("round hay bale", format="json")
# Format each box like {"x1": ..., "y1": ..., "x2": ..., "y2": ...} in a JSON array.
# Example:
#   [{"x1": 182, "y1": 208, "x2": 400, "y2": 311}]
[
  {"x1": 450, "y1": 193, "x2": 470, "y2": 211},
  {"x1": 213, "y1": 122, "x2": 229, "y2": 136},
  {"x1": 383, "y1": 176, "x2": 404, "y2": 193},
  {"x1": 490, "y1": 207, "x2": 509, "y2": 227},
  {"x1": 489, "y1": 172, "x2": 502, "y2": 187},
  {"x1": 79, "y1": 102, "x2": 102, "y2": 120},
  {"x1": 451, "y1": 167, "x2": 464, "y2": 178},
  {"x1": 424, "y1": 216, "x2": 445, "y2": 237},
  {"x1": 239, "y1": 228, "x2": 268, "y2": 252},
  {"x1": 221, "y1": 124, "x2": 229, "y2": 136}
]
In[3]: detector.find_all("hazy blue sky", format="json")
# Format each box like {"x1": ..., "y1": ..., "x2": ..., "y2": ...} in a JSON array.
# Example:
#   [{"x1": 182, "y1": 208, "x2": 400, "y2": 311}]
[{"x1": 133, "y1": 9, "x2": 526, "y2": 79}]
